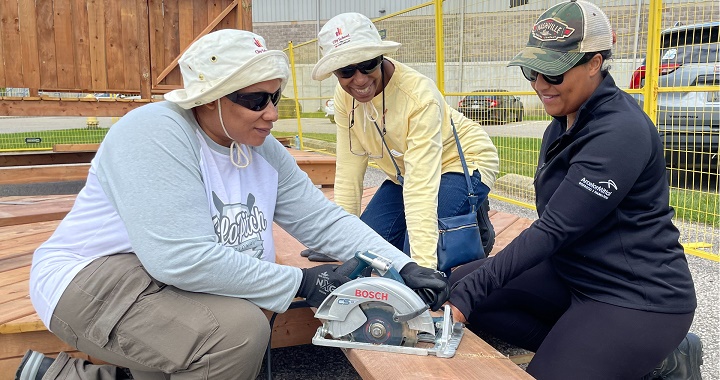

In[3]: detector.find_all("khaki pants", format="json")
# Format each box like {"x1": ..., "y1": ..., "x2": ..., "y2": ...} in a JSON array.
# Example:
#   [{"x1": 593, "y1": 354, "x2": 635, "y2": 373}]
[{"x1": 44, "y1": 253, "x2": 270, "y2": 380}]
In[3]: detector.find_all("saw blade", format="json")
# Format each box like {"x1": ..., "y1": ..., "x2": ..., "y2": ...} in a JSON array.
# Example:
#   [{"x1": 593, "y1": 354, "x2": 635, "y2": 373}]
[{"x1": 347, "y1": 302, "x2": 418, "y2": 347}]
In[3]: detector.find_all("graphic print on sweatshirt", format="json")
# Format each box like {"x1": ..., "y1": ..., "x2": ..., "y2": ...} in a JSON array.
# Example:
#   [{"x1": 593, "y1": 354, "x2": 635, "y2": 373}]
[{"x1": 212, "y1": 192, "x2": 268, "y2": 259}]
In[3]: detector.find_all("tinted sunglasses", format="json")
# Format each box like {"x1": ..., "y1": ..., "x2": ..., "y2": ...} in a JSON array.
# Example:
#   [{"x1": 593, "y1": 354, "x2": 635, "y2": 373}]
[
  {"x1": 520, "y1": 53, "x2": 595, "y2": 85},
  {"x1": 334, "y1": 56, "x2": 384, "y2": 79},
  {"x1": 226, "y1": 88, "x2": 281, "y2": 111}
]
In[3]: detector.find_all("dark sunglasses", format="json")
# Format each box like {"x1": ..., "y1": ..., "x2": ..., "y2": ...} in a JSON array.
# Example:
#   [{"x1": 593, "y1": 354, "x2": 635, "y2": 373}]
[
  {"x1": 334, "y1": 56, "x2": 384, "y2": 79},
  {"x1": 520, "y1": 53, "x2": 595, "y2": 85},
  {"x1": 226, "y1": 88, "x2": 282, "y2": 111}
]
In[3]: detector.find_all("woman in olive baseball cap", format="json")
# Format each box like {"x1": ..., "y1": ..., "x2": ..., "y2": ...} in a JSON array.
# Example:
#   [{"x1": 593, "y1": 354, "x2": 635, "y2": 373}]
[{"x1": 448, "y1": 1, "x2": 702, "y2": 379}]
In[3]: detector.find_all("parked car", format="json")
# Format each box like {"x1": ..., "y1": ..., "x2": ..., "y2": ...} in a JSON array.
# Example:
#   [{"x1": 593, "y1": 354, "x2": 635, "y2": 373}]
[
  {"x1": 630, "y1": 22, "x2": 719, "y2": 174},
  {"x1": 457, "y1": 89, "x2": 523, "y2": 124},
  {"x1": 324, "y1": 99, "x2": 335, "y2": 124}
]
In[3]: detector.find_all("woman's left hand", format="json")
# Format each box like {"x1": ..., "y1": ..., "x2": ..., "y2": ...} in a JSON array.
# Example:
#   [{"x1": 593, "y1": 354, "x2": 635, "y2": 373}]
[{"x1": 447, "y1": 302, "x2": 466, "y2": 324}]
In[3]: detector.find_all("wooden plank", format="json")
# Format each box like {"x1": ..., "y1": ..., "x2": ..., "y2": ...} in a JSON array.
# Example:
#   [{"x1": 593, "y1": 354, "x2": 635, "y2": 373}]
[
  {"x1": 53, "y1": 0, "x2": 76, "y2": 89},
  {"x1": 87, "y1": 0, "x2": 108, "y2": 90},
  {"x1": 345, "y1": 330, "x2": 532, "y2": 380},
  {"x1": 36, "y1": 0, "x2": 58, "y2": 89},
  {"x1": 119, "y1": 1, "x2": 139, "y2": 92},
  {"x1": 17, "y1": 0, "x2": 41, "y2": 89},
  {"x1": 0, "y1": 196, "x2": 75, "y2": 227},
  {"x1": 70, "y1": 0, "x2": 92, "y2": 90},
  {"x1": 53, "y1": 143, "x2": 100, "y2": 153},
  {"x1": 103, "y1": 0, "x2": 125, "y2": 92},
  {"x1": 163, "y1": 0, "x2": 181, "y2": 86},
  {"x1": 135, "y1": 0, "x2": 152, "y2": 99},
  {"x1": 1, "y1": 0, "x2": 23, "y2": 85},
  {"x1": 178, "y1": 1, "x2": 195, "y2": 53},
  {"x1": 148, "y1": 0, "x2": 165, "y2": 86},
  {"x1": 0, "y1": 98, "x2": 150, "y2": 117},
  {"x1": 0, "y1": 151, "x2": 96, "y2": 167},
  {"x1": 0, "y1": 164, "x2": 90, "y2": 185},
  {"x1": 491, "y1": 218, "x2": 534, "y2": 256}
]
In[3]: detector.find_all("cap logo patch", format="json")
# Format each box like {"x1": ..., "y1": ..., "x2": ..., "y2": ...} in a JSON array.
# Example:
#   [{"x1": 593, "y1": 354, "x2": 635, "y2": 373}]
[
  {"x1": 253, "y1": 38, "x2": 267, "y2": 54},
  {"x1": 532, "y1": 18, "x2": 575, "y2": 41},
  {"x1": 331, "y1": 28, "x2": 351, "y2": 49}
]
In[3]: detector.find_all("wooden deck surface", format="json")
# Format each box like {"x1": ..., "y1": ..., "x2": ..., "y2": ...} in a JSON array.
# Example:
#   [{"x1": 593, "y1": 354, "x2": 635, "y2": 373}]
[{"x1": 0, "y1": 184, "x2": 534, "y2": 379}]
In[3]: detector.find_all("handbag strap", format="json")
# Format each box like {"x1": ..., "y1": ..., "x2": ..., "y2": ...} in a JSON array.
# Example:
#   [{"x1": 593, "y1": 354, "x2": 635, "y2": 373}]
[
  {"x1": 377, "y1": 117, "x2": 477, "y2": 212},
  {"x1": 450, "y1": 118, "x2": 478, "y2": 212}
]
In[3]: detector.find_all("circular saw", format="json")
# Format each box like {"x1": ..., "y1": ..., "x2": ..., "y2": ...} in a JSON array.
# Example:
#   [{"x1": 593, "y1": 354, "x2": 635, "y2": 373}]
[{"x1": 312, "y1": 251, "x2": 464, "y2": 358}]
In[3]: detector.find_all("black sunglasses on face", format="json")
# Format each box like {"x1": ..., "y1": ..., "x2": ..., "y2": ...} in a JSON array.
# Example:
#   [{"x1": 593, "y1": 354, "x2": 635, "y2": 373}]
[
  {"x1": 520, "y1": 53, "x2": 595, "y2": 85},
  {"x1": 334, "y1": 56, "x2": 384, "y2": 79},
  {"x1": 226, "y1": 88, "x2": 282, "y2": 111}
]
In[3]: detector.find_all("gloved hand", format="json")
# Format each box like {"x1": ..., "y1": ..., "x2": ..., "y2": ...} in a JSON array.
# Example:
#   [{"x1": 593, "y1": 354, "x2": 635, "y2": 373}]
[
  {"x1": 299, "y1": 249, "x2": 336, "y2": 262},
  {"x1": 399, "y1": 263, "x2": 449, "y2": 311},
  {"x1": 296, "y1": 260, "x2": 358, "y2": 307}
]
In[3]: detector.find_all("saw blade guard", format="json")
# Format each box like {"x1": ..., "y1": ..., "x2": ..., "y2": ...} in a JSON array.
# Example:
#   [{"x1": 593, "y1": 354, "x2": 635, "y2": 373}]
[{"x1": 314, "y1": 277, "x2": 435, "y2": 338}]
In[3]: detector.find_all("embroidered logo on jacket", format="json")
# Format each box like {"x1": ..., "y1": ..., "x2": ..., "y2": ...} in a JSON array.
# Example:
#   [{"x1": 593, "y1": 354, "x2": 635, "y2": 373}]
[
  {"x1": 212, "y1": 192, "x2": 268, "y2": 258},
  {"x1": 578, "y1": 177, "x2": 615, "y2": 200}
]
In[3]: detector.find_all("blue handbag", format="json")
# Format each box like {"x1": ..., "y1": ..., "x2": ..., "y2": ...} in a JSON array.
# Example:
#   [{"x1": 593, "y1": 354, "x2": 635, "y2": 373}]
[{"x1": 435, "y1": 118, "x2": 484, "y2": 272}]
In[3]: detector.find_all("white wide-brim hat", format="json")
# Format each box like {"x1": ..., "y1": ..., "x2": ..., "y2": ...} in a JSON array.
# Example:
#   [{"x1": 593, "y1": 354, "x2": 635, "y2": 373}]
[
  {"x1": 311, "y1": 13, "x2": 401, "y2": 81},
  {"x1": 165, "y1": 29, "x2": 290, "y2": 109}
]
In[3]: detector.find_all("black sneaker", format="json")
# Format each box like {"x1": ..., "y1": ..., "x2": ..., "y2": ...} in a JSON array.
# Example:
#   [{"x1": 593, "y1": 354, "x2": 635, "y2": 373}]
[
  {"x1": 15, "y1": 350, "x2": 54, "y2": 380},
  {"x1": 651, "y1": 332, "x2": 704, "y2": 379}
]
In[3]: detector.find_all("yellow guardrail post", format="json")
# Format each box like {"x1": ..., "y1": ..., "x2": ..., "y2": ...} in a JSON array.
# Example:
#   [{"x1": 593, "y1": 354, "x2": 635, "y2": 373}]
[
  {"x1": 643, "y1": 0, "x2": 662, "y2": 123},
  {"x1": 287, "y1": 41, "x2": 303, "y2": 150},
  {"x1": 434, "y1": 0, "x2": 445, "y2": 96}
]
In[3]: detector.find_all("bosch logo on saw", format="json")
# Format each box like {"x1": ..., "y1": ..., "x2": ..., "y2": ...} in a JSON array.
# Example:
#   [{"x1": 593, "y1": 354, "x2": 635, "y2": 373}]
[{"x1": 355, "y1": 289, "x2": 389, "y2": 300}]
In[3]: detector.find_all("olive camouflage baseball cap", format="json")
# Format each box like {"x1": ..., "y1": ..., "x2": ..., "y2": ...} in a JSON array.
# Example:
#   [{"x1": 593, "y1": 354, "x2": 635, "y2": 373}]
[{"x1": 508, "y1": 0, "x2": 613, "y2": 76}]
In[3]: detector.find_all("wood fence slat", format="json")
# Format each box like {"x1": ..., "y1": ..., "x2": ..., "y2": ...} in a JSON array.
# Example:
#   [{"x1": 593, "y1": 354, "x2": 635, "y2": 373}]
[
  {"x1": 36, "y1": 0, "x2": 58, "y2": 89},
  {"x1": 148, "y1": 0, "x2": 164, "y2": 86},
  {"x1": 179, "y1": 1, "x2": 195, "y2": 53},
  {"x1": 1, "y1": 0, "x2": 23, "y2": 86},
  {"x1": 71, "y1": 0, "x2": 92, "y2": 90},
  {"x1": 53, "y1": 0, "x2": 76, "y2": 89},
  {"x1": 18, "y1": 0, "x2": 40, "y2": 89},
  {"x1": 120, "y1": 1, "x2": 140, "y2": 92},
  {"x1": 193, "y1": 0, "x2": 208, "y2": 37},
  {"x1": 104, "y1": 0, "x2": 125, "y2": 92},
  {"x1": 0, "y1": 1, "x2": 6, "y2": 86},
  {"x1": 87, "y1": 0, "x2": 108, "y2": 90},
  {"x1": 135, "y1": 0, "x2": 152, "y2": 99}
]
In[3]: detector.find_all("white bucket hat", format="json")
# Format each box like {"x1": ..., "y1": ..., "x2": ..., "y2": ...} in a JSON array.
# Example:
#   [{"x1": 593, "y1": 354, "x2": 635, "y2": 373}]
[
  {"x1": 311, "y1": 13, "x2": 401, "y2": 81},
  {"x1": 165, "y1": 29, "x2": 290, "y2": 109}
]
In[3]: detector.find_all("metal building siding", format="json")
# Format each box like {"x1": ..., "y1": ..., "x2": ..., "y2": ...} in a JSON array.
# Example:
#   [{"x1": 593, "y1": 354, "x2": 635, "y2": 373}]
[
  {"x1": 252, "y1": 0, "x2": 428, "y2": 23},
  {"x1": 254, "y1": 0, "x2": 689, "y2": 22}
]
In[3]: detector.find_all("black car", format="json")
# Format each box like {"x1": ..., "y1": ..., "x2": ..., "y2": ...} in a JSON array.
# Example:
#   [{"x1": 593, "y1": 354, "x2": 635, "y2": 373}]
[{"x1": 457, "y1": 89, "x2": 524, "y2": 124}]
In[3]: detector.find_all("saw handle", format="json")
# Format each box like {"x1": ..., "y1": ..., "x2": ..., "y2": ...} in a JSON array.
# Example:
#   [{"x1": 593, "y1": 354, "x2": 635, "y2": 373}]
[{"x1": 345, "y1": 251, "x2": 404, "y2": 283}]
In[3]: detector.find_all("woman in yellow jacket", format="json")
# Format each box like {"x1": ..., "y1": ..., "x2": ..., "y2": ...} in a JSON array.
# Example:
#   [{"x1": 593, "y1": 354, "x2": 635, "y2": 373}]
[{"x1": 308, "y1": 12, "x2": 499, "y2": 271}]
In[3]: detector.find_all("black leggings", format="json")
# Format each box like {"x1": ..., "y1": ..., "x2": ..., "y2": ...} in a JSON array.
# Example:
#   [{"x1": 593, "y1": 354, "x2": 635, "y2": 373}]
[{"x1": 449, "y1": 259, "x2": 694, "y2": 380}]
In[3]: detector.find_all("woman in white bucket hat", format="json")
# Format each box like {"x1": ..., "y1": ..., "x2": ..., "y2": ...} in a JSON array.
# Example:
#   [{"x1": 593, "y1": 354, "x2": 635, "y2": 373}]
[
  {"x1": 307, "y1": 12, "x2": 500, "y2": 274},
  {"x1": 18, "y1": 29, "x2": 448, "y2": 380}
]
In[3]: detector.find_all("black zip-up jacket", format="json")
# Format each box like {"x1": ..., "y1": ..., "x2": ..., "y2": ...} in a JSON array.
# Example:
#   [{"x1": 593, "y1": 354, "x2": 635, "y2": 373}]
[{"x1": 450, "y1": 74, "x2": 696, "y2": 315}]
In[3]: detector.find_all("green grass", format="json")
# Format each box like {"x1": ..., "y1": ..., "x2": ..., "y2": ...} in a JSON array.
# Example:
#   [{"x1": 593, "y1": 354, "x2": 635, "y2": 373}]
[{"x1": 0, "y1": 128, "x2": 108, "y2": 151}]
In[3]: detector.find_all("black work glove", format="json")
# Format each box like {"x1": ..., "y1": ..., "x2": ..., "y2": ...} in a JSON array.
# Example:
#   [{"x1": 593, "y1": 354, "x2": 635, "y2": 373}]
[
  {"x1": 399, "y1": 262, "x2": 450, "y2": 311},
  {"x1": 300, "y1": 249, "x2": 336, "y2": 262},
  {"x1": 297, "y1": 262, "x2": 355, "y2": 308}
]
